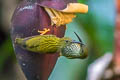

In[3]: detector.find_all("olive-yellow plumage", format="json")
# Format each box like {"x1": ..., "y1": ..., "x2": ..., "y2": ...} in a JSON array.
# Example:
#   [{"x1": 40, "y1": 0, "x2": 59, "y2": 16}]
[{"x1": 15, "y1": 35, "x2": 72, "y2": 53}]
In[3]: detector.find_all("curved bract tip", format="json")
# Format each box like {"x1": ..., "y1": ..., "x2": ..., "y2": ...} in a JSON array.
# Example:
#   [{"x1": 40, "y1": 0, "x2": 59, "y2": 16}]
[{"x1": 61, "y1": 3, "x2": 88, "y2": 13}]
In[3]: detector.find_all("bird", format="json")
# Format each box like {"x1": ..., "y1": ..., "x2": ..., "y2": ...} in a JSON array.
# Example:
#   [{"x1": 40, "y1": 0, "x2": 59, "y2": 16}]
[{"x1": 15, "y1": 32, "x2": 88, "y2": 59}]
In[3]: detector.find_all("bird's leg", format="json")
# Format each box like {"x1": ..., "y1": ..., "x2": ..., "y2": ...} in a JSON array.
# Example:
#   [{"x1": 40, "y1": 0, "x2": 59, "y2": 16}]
[{"x1": 38, "y1": 28, "x2": 50, "y2": 35}]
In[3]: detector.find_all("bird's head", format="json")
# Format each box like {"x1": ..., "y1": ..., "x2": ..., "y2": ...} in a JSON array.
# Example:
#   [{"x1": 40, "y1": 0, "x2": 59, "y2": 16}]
[{"x1": 60, "y1": 32, "x2": 88, "y2": 59}]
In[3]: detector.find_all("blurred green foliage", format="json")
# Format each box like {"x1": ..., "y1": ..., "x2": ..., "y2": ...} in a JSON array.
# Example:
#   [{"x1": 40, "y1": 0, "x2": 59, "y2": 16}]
[{"x1": 0, "y1": 37, "x2": 16, "y2": 72}]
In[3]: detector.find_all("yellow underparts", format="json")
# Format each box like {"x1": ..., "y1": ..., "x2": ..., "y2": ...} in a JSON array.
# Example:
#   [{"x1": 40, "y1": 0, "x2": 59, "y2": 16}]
[{"x1": 44, "y1": 3, "x2": 88, "y2": 26}]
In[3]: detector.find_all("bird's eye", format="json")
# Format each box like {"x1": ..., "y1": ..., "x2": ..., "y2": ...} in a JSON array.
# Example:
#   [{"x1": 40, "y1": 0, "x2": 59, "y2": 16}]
[{"x1": 65, "y1": 40, "x2": 69, "y2": 43}]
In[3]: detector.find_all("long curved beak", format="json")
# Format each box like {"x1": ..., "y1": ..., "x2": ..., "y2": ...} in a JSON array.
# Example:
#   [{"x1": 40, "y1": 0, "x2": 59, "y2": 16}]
[
  {"x1": 72, "y1": 32, "x2": 84, "y2": 45},
  {"x1": 74, "y1": 32, "x2": 82, "y2": 43}
]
